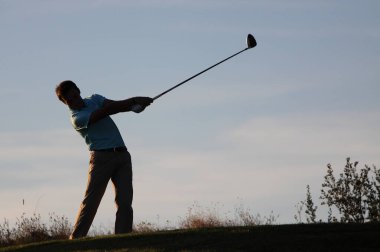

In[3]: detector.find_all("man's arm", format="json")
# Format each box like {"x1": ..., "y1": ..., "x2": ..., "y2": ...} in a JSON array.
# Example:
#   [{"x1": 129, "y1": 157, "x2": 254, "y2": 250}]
[{"x1": 88, "y1": 97, "x2": 153, "y2": 125}]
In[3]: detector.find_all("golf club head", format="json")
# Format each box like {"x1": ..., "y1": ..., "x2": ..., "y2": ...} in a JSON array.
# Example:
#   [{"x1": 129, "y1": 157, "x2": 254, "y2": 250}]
[{"x1": 247, "y1": 34, "x2": 257, "y2": 49}]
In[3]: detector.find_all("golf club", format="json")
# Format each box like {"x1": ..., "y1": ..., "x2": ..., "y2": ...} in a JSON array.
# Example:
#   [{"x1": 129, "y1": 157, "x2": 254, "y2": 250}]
[{"x1": 132, "y1": 34, "x2": 257, "y2": 113}]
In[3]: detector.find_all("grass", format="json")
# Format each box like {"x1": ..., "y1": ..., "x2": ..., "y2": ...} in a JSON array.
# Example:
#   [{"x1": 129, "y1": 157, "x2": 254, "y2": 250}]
[
  {"x1": 0, "y1": 202, "x2": 277, "y2": 247},
  {"x1": 1, "y1": 203, "x2": 379, "y2": 251},
  {"x1": 1, "y1": 223, "x2": 379, "y2": 252}
]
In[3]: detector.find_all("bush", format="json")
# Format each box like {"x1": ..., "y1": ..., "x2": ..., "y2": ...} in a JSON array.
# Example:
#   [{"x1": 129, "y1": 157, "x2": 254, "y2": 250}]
[
  {"x1": 1, "y1": 204, "x2": 278, "y2": 247},
  {"x1": 178, "y1": 202, "x2": 278, "y2": 229},
  {"x1": 178, "y1": 203, "x2": 225, "y2": 229},
  {"x1": 298, "y1": 157, "x2": 380, "y2": 223},
  {"x1": 133, "y1": 221, "x2": 160, "y2": 233},
  {"x1": 0, "y1": 213, "x2": 72, "y2": 247}
]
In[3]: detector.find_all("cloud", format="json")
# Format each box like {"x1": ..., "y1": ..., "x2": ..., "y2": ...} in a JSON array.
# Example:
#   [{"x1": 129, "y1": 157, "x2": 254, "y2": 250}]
[
  {"x1": 0, "y1": 128, "x2": 88, "y2": 156},
  {"x1": 0, "y1": 129, "x2": 87, "y2": 190},
  {"x1": 226, "y1": 111, "x2": 380, "y2": 159}
]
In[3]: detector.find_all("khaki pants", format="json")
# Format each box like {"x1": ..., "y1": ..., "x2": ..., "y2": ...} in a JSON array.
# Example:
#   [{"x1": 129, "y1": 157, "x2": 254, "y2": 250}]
[{"x1": 70, "y1": 150, "x2": 133, "y2": 239}]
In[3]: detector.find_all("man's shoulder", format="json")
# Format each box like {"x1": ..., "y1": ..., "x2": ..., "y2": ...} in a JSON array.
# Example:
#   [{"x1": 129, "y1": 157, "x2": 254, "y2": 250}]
[
  {"x1": 70, "y1": 94, "x2": 104, "y2": 115},
  {"x1": 85, "y1": 94, "x2": 105, "y2": 101},
  {"x1": 84, "y1": 94, "x2": 106, "y2": 106}
]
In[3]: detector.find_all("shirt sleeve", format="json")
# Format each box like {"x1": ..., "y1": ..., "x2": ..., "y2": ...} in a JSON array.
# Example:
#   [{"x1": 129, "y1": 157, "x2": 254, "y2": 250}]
[
  {"x1": 70, "y1": 94, "x2": 107, "y2": 131},
  {"x1": 91, "y1": 94, "x2": 106, "y2": 106},
  {"x1": 71, "y1": 111, "x2": 91, "y2": 130}
]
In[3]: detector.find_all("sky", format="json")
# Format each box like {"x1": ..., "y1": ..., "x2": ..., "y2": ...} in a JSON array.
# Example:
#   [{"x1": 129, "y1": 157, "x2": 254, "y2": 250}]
[{"x1": 1, "y1": 0, "x2": 379, "y2": 229}]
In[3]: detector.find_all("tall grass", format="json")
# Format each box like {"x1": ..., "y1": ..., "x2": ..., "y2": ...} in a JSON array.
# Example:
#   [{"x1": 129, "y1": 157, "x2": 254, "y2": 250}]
[
  {"x1": 179, "y1": 202, "x2": 278, "y2": 229},
  {"x1": 0, "y1": 213, "x2": 71, "y2": 247},
  {"x1": 0, "y1": 203, "x2": 277, "y2": 248}
]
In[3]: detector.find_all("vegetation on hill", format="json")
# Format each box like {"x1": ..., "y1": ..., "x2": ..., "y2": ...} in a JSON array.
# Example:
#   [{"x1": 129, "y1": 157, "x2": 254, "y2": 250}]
[
  {"x1": 297, "y1": 157, "x2": 380, "y2": 223},
  {"x1": 1, "y1": 157, "x2": 379, "y2": 251},
  {"x1": 0, "y1": 223, "x2": 379, "y2": 252}
]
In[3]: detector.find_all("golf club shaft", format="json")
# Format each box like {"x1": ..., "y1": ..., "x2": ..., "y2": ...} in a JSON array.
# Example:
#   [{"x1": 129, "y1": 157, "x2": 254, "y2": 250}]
[{"x1": 153, "y1": 47, "x2": 249, "y2": 100}]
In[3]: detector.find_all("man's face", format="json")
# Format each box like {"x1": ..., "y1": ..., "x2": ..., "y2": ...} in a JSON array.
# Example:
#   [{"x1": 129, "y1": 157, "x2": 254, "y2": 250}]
[{"x1": 61, "y1": 88, "x2": 84, "y2": 110}]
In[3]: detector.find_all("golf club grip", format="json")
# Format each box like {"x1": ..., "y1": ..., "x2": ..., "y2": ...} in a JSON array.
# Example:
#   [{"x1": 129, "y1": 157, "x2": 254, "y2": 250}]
[{"x1": 153, "y1": 47, "x2": 249, "y2": 100}]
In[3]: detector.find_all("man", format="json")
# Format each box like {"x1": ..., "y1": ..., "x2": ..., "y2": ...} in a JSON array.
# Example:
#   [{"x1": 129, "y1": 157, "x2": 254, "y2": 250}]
[{"x1": 55, "y1": 80, "x2": 153, "y2": 239}]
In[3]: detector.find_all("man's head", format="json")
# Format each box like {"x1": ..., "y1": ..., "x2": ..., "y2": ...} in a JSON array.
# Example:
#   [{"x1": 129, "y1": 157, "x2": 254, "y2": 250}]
[{"x1": 55, "y1": 80, "x2": 84, "y2": 109}]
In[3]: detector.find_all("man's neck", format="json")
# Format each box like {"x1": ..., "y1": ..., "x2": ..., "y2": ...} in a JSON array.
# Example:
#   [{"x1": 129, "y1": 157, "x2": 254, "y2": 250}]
[{"x1": 69, "y1": 99, "x2": 85, "y2": 111}]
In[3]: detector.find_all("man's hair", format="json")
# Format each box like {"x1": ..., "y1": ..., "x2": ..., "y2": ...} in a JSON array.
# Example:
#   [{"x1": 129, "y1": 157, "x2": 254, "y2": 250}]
[{"x1": 55, "y1": 80, "x2": 80, "y2": 103}]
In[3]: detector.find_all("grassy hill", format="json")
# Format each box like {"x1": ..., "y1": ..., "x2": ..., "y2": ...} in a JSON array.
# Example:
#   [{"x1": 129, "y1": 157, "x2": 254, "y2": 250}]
[{"x1": 1, "y1": 223, "x2": 379, "y2": 252}]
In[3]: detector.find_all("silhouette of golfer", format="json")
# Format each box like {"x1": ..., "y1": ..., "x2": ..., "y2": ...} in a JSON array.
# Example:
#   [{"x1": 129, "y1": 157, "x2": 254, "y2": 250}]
[{"x1": 55, "y1": 80, "x2": 153, "y2": 239}]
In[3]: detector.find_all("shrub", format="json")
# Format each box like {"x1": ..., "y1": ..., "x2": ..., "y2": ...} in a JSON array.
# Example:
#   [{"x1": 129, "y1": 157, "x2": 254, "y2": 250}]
[
  {"x1": 179, "y1": 203, "x2": 224, "y2": 229},
  {"x1": 47, "y1": 213, "x2": 72, "y2": 239},
  {"x1": 0, "y1": 212, "x2": 72, "y2": 247},
  {"x1": 1, "y1": 204, "x2": 278, "y2": 247},
  {"x1": 298, "y1": 157, "x2": 380, "y2": 223},
  {"x1": 133, "y1": 221, "x2": 160, "y2": 233},
  {"x1": 178, "y1": 202, "x2": 278, "y2": 229},
  {"x1": 234, "y1": 204, "x2": 277, "y2": 226},
  {"x1": 305, "y1": 185, "x2": 318, "y2": 223}
]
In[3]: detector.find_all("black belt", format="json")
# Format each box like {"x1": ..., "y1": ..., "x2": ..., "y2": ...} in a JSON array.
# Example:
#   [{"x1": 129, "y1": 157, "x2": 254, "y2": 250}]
[{"x1": 93, "y1": 146, "x2": 127, "y2": 152}]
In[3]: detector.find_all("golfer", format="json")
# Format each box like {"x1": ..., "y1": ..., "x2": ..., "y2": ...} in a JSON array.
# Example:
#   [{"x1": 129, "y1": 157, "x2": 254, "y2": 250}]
[{"x1": 55, "y1": 80, "x2": 153, "y2": 239}]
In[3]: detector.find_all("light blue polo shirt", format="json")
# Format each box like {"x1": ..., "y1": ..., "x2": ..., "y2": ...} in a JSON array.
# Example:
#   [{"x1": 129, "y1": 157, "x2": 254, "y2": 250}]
[{"x1": 70, "y1": 94, "x2": 125, "y2": 151}]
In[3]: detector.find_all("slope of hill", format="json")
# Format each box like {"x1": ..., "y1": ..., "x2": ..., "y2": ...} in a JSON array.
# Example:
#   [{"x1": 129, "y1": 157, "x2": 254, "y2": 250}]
[{"x1": 1, "y1": 223, "x2": 379, "y2": 252}]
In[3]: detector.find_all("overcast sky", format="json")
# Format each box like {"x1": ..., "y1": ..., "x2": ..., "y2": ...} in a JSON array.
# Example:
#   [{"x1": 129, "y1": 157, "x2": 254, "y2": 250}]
[{"x1": 1, "y1": 0, "x2": 379, "y2": 229}]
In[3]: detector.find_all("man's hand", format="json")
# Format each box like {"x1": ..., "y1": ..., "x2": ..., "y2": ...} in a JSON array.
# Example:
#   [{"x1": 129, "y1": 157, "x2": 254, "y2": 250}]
[
  {"x1": 134, "y1": 97, "x2": 153, "y2": 107},
  {"x1": 131, "y1": 97, "x2": 153, "y2": 113}
]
